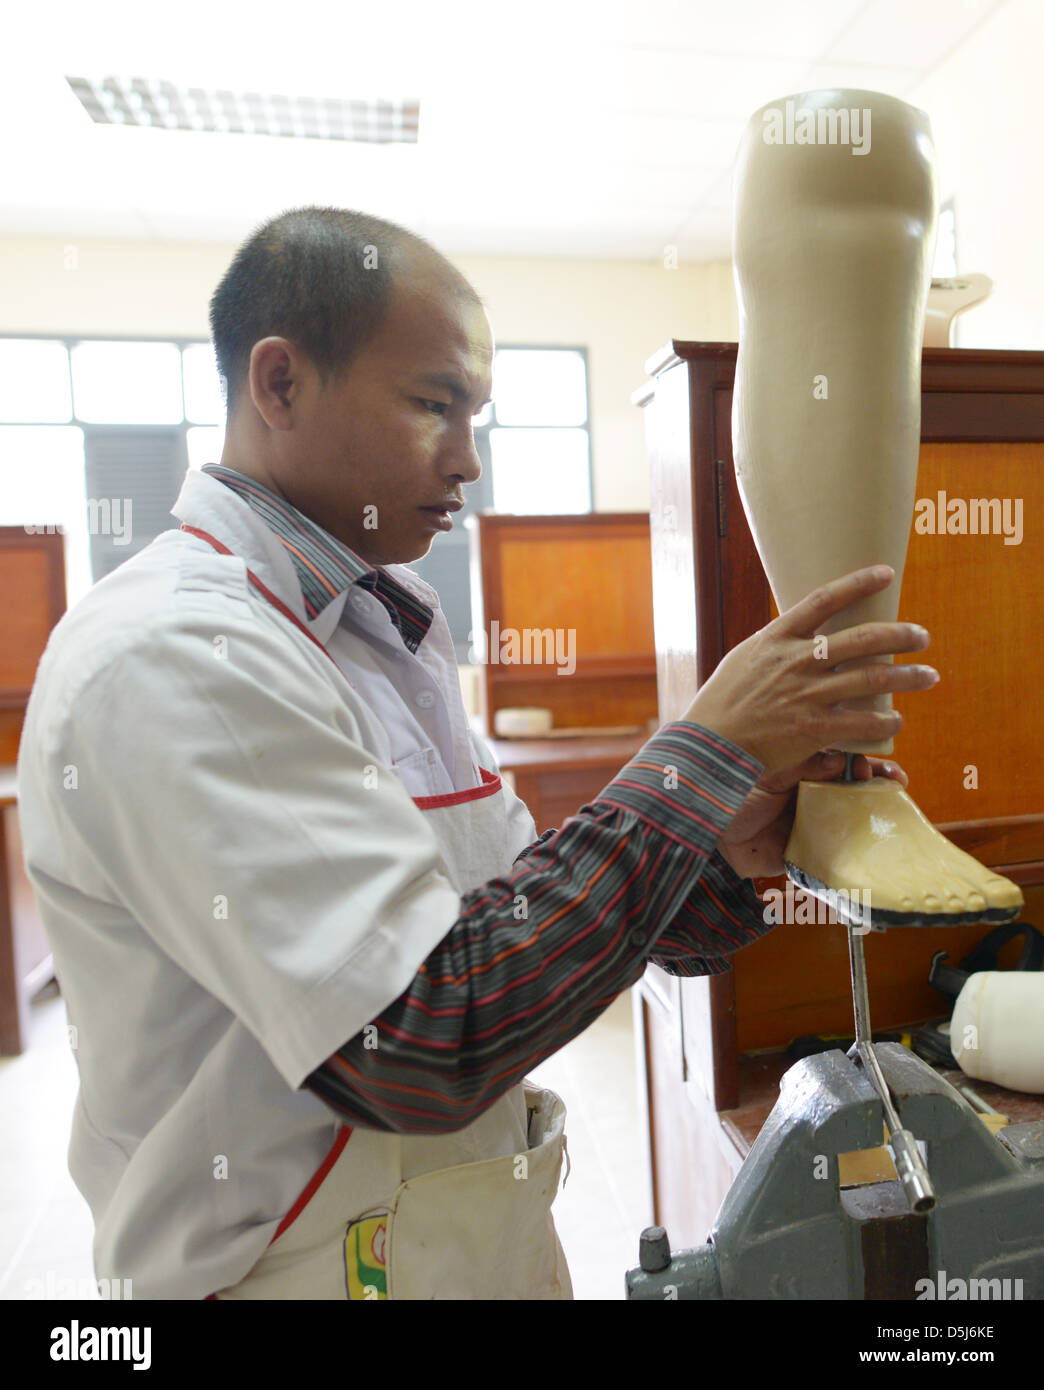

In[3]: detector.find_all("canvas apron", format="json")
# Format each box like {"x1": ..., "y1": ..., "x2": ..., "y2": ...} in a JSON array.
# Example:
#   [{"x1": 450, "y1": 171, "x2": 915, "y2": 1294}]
[{"x1": 181, "y1": 526, "x2": 573, "y2": 1300}]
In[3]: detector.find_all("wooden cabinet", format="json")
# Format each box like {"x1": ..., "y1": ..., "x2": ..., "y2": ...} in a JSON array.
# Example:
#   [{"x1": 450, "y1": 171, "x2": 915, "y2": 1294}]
[
  {"x1": 0, "y1": 527, "x2": 65, "y2": 1053},
  {"x1": 0, "y1": 771, "x2": 54, "y2": 1054},
  {"x1": 486, "y1": 732, "x2": 647, "y2": 836},
  {"x1": 0, "y1": 527, "x2": 66, "y2": 765},
  {"x1": 632, "y1": 343, "x2": 1044, "y2": 1246},
  {"x1": 467, "y1": 512, "x2": 658, "y2": 734},
  {"x1": 467, "y1": 511, "x2": 659, "y2": 833}
]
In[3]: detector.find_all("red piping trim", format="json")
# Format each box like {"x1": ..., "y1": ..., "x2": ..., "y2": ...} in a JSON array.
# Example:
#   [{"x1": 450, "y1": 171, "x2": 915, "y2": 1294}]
[
  {"x1": 184, "y1": 522, "x2": 505, "y2": 809},
  {"x1": 201, "y1": 1121, "x2": 354, "y2": 1295},
  {"x1": 181, "y1": 522, "x2": 235, "y2": 555},
  {"x1": 181, "y1": 523, "x2": 334, "y2": 665},
  {"x1": 412, "y1": 765, "x2": 502, "y2": 810},
  {"x1": 268, "y1": 1125, "x2": 353, "y2": 1246}
]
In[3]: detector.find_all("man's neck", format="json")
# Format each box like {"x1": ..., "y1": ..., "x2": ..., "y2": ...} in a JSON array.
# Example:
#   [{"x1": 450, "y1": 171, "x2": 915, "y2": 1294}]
[{"x1": 215, "y1": 451, "x2": 289, "y2": 504}]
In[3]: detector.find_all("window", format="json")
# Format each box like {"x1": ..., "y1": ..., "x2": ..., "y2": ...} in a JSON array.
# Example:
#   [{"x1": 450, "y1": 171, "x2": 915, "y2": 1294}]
[
  {"x1": 409, "y1": 345, "x2": 592, "y2": 659},
  {"x1": 488, "y1": 427, "x2": 590, "y2": 514},
  {"x1": 933, "y1": 200, "x2": 957, "y2": 279},
  {"x1": 0, "y1": 335, "x2": 219, "y2": 605},
  {"x1": 0, "y1": 425, "x2": 91, "y2": 603},
  {"x1": 483, "y1": 347, "x2": 591, "y2": 514},
  {"x1": 492, "y1": 348, "x2": 587, "y2": 426},
  {"x1": 187, "y1": 426, "x2": 225, "y2": 471},
  {"x1": 71, "y1": 341, "x2": 184, "y2": 424},
  {"x1": 0, "y1": 337, "x2": 592, "y2": 654},
  {"x1": 0, "y1": 340, "x2": 73, "y2": 423},
  {"x1": 182, "y1": 344, "x2": 225, "y2": 424}
]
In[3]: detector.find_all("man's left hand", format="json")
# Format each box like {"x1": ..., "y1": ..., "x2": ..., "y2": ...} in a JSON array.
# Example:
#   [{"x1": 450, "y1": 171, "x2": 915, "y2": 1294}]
[{"x1": 716, "y1": 752, "x2": 909, "y2": 879}]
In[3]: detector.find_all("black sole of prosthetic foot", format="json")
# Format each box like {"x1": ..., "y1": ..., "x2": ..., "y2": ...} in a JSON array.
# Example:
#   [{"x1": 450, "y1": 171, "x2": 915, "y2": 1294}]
[{"x1": 783, "y1": 862, "x2": 1023, "y2": 929}]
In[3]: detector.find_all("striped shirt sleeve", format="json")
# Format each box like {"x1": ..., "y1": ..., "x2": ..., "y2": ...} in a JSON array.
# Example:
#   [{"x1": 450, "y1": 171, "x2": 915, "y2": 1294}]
[
  {"x1": 647, "y1": 848, "x2": 774, "y2": 976},
  {"x1": 511, "y1": 810, "x2": 773, "y2": 977},
  {"x1": 304, "y1": 721, "x2": 769, "y2": 1134}
]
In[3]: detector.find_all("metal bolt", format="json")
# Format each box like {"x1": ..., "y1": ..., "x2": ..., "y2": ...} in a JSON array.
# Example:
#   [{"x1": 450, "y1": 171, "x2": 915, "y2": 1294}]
[{"x1": 639, "y1": 1225, "x2": 671, "y2": 1272}]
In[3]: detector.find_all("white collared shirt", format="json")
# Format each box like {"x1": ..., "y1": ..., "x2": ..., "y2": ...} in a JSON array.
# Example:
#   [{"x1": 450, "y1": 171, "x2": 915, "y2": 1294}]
[{"x1": 16, "y1": 467, "x2": 508, "y2": 1298}]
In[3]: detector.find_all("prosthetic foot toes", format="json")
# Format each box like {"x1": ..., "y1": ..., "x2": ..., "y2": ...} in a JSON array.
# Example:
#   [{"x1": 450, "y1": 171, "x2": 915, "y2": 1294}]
[{"x1": 783, "y1": 777, "x2": 1024, "y2": 928}]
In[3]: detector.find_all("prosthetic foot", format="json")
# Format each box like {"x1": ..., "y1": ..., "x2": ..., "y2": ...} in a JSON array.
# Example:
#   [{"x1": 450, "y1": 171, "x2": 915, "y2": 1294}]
[{"x1": 784, "y1": 774, "x2": 1024, "y2": 928}]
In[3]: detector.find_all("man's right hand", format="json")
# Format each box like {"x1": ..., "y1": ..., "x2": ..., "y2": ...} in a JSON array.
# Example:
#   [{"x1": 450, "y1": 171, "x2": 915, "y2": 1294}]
[{"x1": 684, "y1": 565, "x2": 939, "y2": 775}]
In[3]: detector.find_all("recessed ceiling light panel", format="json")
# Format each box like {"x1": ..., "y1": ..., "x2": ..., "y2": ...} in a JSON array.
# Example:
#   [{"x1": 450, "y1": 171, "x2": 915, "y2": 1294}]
[{"x1": 65, "y1": 76, "x2": 419, "y2": 143}]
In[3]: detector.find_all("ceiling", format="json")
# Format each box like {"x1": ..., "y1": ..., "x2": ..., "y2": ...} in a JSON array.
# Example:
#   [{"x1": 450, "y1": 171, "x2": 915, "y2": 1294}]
[{"x1": 1, "y1": 0, "x2": 1011, "y2": 259}]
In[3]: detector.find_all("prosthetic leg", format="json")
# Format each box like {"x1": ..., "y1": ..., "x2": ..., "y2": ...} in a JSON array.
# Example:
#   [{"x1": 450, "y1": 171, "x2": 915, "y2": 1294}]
[
  {"x1": 731, "y1": 88, "x2": 1023, "y2": 930},
  {"x1": 626, "y1": 100, "x2": 1032, "y2": 1288}
]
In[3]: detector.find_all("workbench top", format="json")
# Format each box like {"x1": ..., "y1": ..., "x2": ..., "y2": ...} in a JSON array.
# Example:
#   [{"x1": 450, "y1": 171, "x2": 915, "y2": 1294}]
[{"x1": 720, "y1": 1048, "x2": 1044, "y2": 1158}]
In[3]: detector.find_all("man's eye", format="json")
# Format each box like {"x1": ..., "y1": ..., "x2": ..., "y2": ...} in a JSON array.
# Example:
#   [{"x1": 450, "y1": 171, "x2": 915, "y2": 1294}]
[{"x1": 419, "y1": 399, "x2": 450, "y2": 415}]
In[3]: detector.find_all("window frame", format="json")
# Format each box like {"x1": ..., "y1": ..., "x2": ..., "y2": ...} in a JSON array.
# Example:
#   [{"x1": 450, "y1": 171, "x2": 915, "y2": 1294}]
[
  {"x1": 480, "y1": 342, "x2": 593, "y2": 514},
  {"x1": 0, "y1": 331, "x2": 223, "y2": 434},
  {"x1": 0, "y1": 335, "x2": 595, "y2": 512},
  {"x1": 0, "y1": 335, "x2": 593, "y2": 640}
]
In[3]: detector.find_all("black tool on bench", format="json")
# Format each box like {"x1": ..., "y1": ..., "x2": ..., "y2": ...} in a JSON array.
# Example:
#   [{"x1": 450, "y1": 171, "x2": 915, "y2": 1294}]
[
  {"x1": 928, "y1": 920, "x2": 1044, "y2": 998},
  {"x1": 910, "y1": 922, "x2": 1044, "y2": 1069}
]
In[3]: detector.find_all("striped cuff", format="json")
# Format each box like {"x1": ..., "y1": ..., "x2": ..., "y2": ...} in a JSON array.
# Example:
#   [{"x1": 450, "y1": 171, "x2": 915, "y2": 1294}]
[
  {"x1": 650, "y1": 848, "x2": 776, "y2": 976},
  {"x1": 588, "y1": 722, "x2": 763, "y2": 857}
]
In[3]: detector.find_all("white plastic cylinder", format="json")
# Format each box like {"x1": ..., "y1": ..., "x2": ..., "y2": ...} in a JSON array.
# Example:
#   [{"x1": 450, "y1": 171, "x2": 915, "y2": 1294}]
[{"x1": 951, "y1": 972, "x2": 1044, "y2": 1093}]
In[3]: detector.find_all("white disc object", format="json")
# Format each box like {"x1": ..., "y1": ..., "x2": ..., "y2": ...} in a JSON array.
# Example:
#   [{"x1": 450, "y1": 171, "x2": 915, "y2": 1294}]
[{"x1": 951, "y1": 972, "x2": 1044, "y2": 1093}]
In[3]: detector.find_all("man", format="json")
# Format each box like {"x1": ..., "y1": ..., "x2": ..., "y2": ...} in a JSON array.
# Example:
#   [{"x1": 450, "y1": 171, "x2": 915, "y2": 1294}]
[{"x1": 17, "y1": 206, "x2": 937, "y2": 1300}]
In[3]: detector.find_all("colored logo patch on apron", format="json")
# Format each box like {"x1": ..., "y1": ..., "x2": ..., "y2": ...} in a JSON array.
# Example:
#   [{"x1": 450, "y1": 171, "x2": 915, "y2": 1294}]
[{"x1": 344, "y1": 1215, "x2": 388, "y2": 1299}]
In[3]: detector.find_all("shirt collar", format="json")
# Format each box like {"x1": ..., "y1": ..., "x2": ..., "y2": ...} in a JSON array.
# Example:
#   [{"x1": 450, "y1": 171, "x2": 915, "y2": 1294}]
[{"x1": 200, "y1": 464, "x2": 434, "y2": 653}]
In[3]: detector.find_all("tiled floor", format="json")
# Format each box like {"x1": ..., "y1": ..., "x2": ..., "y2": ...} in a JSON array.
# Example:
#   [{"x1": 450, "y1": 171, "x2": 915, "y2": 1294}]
[
  {"x1": 529, "y1": 991, "x2": 653, "y2": 1299},
  {"x1": 0, "y1": 983, "x2": 651, "y2": 1301},
  {"x1": 0, "y1": 983, "x2": 97, "y2": 1302}
]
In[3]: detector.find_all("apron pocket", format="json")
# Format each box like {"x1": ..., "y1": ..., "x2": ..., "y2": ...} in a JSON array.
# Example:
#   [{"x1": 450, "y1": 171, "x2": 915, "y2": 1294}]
[{"x1": 383, "y1": 1082, "x2": 571, "y2": 1300}]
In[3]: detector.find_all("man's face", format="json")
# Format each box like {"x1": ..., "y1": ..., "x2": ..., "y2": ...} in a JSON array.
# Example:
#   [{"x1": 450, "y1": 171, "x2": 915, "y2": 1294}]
[{"x1": 269, "y1": 264, "x2": 492, "y2": 566}]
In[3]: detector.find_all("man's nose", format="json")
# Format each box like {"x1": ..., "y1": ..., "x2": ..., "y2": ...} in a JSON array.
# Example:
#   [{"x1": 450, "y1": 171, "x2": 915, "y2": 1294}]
[{"x1": 442, "y1": 427, "x2": 482, "y2": 485}]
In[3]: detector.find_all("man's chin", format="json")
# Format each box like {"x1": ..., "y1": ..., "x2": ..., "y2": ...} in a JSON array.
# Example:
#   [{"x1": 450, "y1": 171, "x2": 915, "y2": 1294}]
[{"x1": 366, "y1": 537, "x2": 434, "y2": 567}]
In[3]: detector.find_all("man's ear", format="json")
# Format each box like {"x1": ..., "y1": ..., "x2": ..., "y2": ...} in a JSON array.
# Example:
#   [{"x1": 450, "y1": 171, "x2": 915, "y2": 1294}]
[
  {"x1": 249, "y1": 338, "x2": 297, "y2": 427},
  {"x1": 271, "y1": 363, "x2": 291, "y2": 410}
]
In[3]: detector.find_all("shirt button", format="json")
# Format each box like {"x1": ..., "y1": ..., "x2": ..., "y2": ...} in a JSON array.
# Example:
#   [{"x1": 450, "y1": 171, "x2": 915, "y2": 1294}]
[
  {"x1": 415, "y1": 690, "x2": 436, "y2": 709},
  {"x1": 350, "y1": 592, "x2": 367, "y2": 609},
  {"x1": 629, "y1": 929, "x2": 647, "y2": 948}
]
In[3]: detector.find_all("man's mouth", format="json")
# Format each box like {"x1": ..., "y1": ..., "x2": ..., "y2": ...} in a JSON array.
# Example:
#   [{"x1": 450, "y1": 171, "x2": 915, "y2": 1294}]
[{"x1": 418, "y1": 502, "x2": 462, "y2": 531}]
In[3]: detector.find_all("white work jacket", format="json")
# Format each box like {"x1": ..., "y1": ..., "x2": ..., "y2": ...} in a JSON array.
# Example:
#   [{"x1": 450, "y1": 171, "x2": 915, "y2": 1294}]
[{"x1": 16, "y1": 466, "x2": 565, "y2": 1299}]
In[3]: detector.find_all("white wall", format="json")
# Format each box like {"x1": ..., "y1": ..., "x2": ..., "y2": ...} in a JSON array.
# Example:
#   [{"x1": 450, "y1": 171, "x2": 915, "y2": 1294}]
[
  {"x1": 908, "y1": 0, "x2": 1044, "y2": 351},
  {"x1": 0, "y1": 237, "x2": 738, "y2": 512}
]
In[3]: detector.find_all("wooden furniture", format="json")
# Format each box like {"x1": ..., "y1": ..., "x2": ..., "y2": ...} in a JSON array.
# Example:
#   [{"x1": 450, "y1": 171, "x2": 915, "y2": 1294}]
[
  {"x1": 467, "y1": 512, "x2": 658, "y2": 734},
  {"x1": 1, "y1": 770, "x2": 55, "y2": 1054},
  {"x1": 0, "y1": 527, "x2": 66, "y2": 764},
  {"x1": 0, "y1": 526, "x2": 66, "y2": 1053},
  {"x1": 632, "y1": 342, "x2": 1044, "y2": 1246},
  {"x1": 467, "y1": 512, "x2": 659, "y2": 832},
  {"x1": 487, "y1": 732, "x2": 647, "y2": 836}
]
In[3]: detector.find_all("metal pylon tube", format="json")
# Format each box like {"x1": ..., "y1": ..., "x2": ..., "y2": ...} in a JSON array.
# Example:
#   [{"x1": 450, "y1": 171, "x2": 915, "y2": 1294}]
[{"x1": 846, "y1": 922, "x2": 936, "y2": 1213}]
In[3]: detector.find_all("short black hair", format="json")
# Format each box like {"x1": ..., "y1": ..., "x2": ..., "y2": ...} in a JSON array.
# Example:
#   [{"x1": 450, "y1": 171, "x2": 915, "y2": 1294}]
[{"x1": 209, "y1": 205, "x2": 479, "y2": 415}]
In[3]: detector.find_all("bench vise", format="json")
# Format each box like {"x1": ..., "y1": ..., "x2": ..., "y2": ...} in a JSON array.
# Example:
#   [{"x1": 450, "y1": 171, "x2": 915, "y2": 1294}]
[{"x1": 626, "y1": 1044, "x2": 1044, "y2": 1300}]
